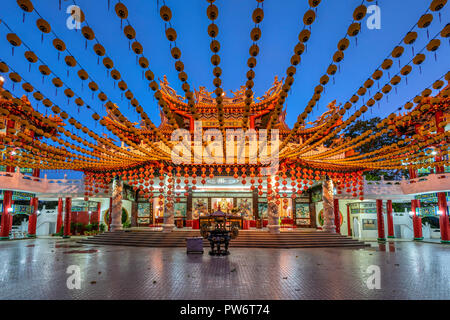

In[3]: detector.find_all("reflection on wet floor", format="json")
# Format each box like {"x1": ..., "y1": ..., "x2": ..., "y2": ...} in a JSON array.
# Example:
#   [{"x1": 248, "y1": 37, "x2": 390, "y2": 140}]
[
  {"x1": 55, "y1": 244, "x2": 84, "y2": 249},
  {"x1": 1, "y1": 238, "x2": 449, "y2": 299},
  {"x1": 63, "y1": 249, "x2": 98, "y2": 254}
]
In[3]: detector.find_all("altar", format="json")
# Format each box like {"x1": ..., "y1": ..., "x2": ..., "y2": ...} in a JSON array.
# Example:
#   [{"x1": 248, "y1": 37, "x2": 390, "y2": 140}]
[{"x1": 199, "y1": 215, "x2": 243, "y2": 229}]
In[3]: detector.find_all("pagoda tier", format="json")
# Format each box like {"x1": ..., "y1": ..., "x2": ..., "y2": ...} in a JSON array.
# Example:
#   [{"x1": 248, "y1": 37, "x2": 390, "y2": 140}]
[
  {"x1": 0, "y1": 91, "x2": 63, "y2": 139},
  {"x1": 391, "y1": 85, "x2": 450, "y2": 139},
  {"x1": 103, "y1": 76, "x2": 344, "y2": 145}
]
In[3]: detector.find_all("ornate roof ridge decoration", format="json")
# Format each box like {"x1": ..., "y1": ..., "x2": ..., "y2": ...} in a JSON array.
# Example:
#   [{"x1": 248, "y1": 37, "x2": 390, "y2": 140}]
[
  {"x1": 390, "y1": 86, "x2": 450, "y2": 137},
  {"x1": 159, "y1": 75, "x2": 283, "y2": 109},
  {"x1": 0, "y1": 93, "x2": 64, "y2": 132},
  {"x1": 307, "y1": 100, "x2": 341, "y2": 127}
]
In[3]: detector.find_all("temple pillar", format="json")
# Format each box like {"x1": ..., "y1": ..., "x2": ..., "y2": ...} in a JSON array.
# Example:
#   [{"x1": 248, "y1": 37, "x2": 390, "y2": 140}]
[
  {"x1": 0, "y1": 190, "x2": 13, "y2": 239},
  {"x1": 267, "y1": 200, "x2": 280, "y2": 234},
  {"x1": 437, "y1": 192, "x2": 450, "y2": 243},
  {"x1": 96, "y1": 202, "x2": 101, "y2": 230},
  {"x1": 408, "y1": 168, "x2": 418, "y2": 179},
  {"x1": 411, "y1": 199, "x2": 423, "y2": 240},
  {"x1": 108, "y1": 197, "x2": 113, "y2": 230},
  {"x1": 27, "y1": 197, "x2": 38, "y2": 237},
  {"x1": 333, "y1": 198, "x2": 340, "y2": 234},
  {"x1": 56, "y1": 198, "x2": 63, "y2": 233},
  {"x1": 346, "y1": 204, "x2": 351, "y2": 236},
  {"x1": 186, "y1": 188, "x2": 193, "y2": 228},
  {"x1": 131, "y1": 201, "x2": 138, "y2": 227},
  {"x1": 32, "y1": 168, "x2": 40, "y2": 181},
  {"x1": 63, "y1": 197, "x2": 72, "y2": 238},
  {"x1": 376, "y1": 199, "x2": 386, "y2": 241},
  {"x1": 162, "y1": 196, "x2": 175, "y2": 232},
  {"x1": 386, "y1": 200, "x2": 395, "y2": 238},
  {"x1": 322, "y1": 178, "x2": 336, "y2": 233},
  {"x1": 110, "y1": 178, "x2": 123, "y2": 232}
]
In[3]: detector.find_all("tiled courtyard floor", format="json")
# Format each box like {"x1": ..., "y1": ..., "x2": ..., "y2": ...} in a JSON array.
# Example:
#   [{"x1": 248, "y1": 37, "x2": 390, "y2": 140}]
[{"x1": 0, "y1": 238, "x2": 449, "y2": 300}]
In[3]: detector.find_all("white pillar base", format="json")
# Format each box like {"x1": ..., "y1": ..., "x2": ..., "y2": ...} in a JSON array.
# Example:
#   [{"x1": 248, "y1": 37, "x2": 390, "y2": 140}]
[
  {"x1": 110, "y1": 223, "x2": 122, "y2": 232},
  {"x1": 322, "y1": 225, "x2": 336, "y2": 233},
  {"x1": 162, "y1": 224, "x2": 175, "y2": 233},
  {"x1": 268, "y1": 225, "x2": 281, "y2": 234}
]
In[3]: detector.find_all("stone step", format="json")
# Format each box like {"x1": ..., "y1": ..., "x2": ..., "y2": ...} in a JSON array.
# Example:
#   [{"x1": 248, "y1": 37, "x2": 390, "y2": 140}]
[
  {"x1": 79, "y1": 239, "x2": 368, "y2": 248},
  {"x1": 78, "y1": 229, "x2": 368, "y2": 248}
]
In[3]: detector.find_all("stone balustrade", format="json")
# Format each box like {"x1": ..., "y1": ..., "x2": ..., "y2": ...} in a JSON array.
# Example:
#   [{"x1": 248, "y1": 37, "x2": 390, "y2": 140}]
[
  {"x1": 1, "y1": 171, "x2": 448, "y2": 200},
  {"x1": 0, "y1": 171, "x2": 110, "y2": 198},
  {"x1": 337, "y1": 173, "x2": 450, "y2": 200}
]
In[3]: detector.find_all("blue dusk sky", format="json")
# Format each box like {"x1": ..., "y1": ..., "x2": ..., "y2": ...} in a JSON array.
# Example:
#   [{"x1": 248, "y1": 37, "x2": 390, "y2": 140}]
[{"x1": 0, "y1": 0, "x2": 449, "y2": 178}]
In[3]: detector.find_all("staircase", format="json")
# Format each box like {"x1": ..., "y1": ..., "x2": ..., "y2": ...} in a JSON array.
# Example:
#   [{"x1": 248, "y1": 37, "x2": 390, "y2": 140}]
[{"x1": 78, "y1": 229, "x2": 369, "y2": 249}]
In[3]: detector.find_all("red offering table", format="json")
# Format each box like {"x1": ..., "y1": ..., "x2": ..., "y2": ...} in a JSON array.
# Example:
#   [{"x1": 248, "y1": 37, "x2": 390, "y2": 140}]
[
  {"x1": 281, "y1": 218, "x2": 294, "y2": 226},
  {"x1": 249, "y1": 220, "x2": 256, "y2": 228},
  {"x1": 243, "y1": 220, "x2": 250, "y2": 230},
  {"x1": 186, "y1": 220, "x2": 193, "y2": 228},
  {"x1": 192, "y1": 219, "x2": 199, "y2": 229}
]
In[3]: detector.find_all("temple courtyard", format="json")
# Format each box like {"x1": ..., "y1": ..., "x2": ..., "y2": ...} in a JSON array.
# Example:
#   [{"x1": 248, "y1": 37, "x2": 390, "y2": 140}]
[{"x1": 0, "y1": 238, "x2": 449, "y2": 300}]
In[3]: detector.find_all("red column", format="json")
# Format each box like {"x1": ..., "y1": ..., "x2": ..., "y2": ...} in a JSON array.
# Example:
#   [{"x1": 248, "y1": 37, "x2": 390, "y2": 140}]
[
  {"x1": 333, "y1": 198, "x2": 340, "y2": 234},
  {"x1": 32, "y1": 168, "x2": 40, "y2": 180},
  {"x1": 347, "y1": 204, "x2": 351, "y2": 236},
  {"x1": 63, "y1": 197, "x2": 72, "y2": 238},
  {"x1": 437, "y1": 192, "x2": 450, "y2": 243},
  {"x1": 56, "y1": 198, "x2": 63, "y2": 234},
  {"x1": 376, "y1": 199, "x2": 385, "y2": 241},
  {"x1": 0, "y1": 190, "x2": 13, "y2": 239},
  {"x1": 27, "y1": 197, "x2": 38, "y2": 237},
  {"x1": 411, "y1": 199, "x2": 423, "y2": 240},
  {"x1": 386, "y1": 200, "x2": 394, "y2": 238}
]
